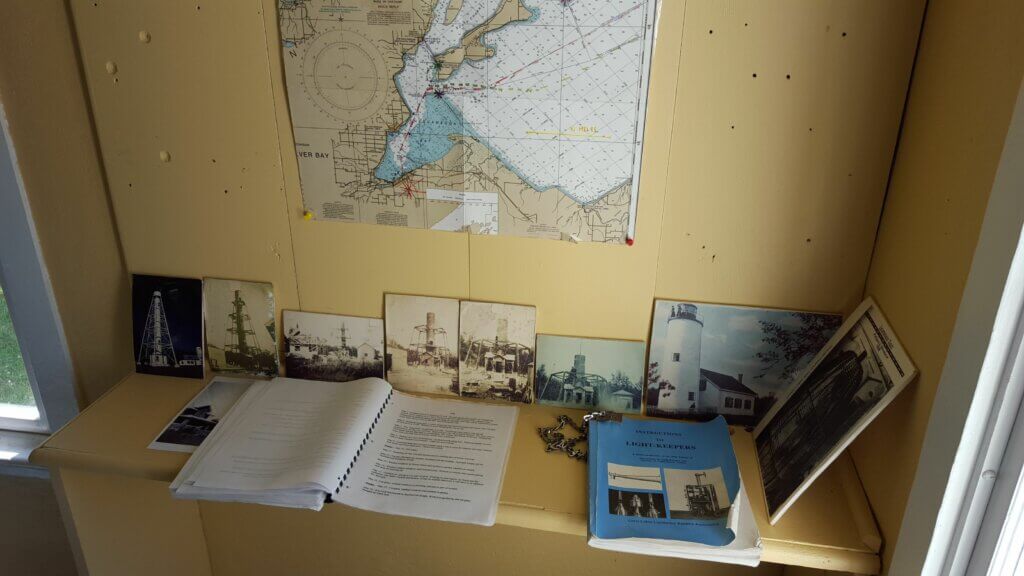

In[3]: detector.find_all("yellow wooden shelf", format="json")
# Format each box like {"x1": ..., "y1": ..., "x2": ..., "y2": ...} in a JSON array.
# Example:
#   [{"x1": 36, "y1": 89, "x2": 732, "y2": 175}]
[{"x1": 32, "y1": 373, "x2": 881, "y2": 574}]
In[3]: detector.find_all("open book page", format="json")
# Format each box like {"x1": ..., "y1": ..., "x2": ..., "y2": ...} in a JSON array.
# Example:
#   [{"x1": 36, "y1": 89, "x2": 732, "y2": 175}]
[
  {"x1": 336, "y1": 393, "x2": 518, "y2": 526},
  {"x1": 188, "y1": 377, "x2": 393, "y2": 492},
  {"x1": 171, "y1": 380, "x2": 271, "y2": 493}
]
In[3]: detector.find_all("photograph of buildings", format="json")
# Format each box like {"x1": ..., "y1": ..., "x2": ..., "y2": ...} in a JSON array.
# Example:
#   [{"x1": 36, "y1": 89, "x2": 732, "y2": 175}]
[
  {"x1": 203, "y1": 278, "x2": 279, "y2": 378},
  {"x1": 131, "y1": 274, "x2": 204, "y2": 379},
  {"x1": 149, "y1": 377, "x2": 253, "y2": 452},
  {"x1": 646, "y1": 300, "x2": 842, "y2": 426},
  {"x1": 459, "y1": 301, "x2": 536, "y2": 403},
  {"x1": 755, "y1": 303, "x2": 915, "y2": 520},
  {"x1": 384, "y1": 294, "x2": 459, "y2": 396},
  {"x1": 284, "y1": 311, "x2": 384, "y2": 383},
  {"x1": 665, "y1": 467, "x2": 731, "y2": 520},
  {"x1": 536, "y1": 335, "x2": 644, "y2": 413}
]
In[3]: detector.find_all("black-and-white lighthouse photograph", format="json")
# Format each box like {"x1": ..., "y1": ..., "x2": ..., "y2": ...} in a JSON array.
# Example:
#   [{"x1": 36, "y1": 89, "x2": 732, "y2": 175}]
[{"x1": 131, "y1": 274, "x2": 204, "y2": 379}]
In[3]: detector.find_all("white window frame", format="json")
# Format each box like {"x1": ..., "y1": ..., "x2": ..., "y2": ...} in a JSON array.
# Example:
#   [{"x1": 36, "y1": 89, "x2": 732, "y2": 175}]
[
  {"x1": 0, "y1": 102, "x2": 79, "y2": 435},
  {"x1": 890, "y1": 79, "x2": 1024, "y2": 575}
]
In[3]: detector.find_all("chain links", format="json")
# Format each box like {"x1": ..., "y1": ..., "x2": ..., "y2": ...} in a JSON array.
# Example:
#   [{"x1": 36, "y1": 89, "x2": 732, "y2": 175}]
[{"x1": 537, "y1": 411, "x2": 622, "y2": 461}]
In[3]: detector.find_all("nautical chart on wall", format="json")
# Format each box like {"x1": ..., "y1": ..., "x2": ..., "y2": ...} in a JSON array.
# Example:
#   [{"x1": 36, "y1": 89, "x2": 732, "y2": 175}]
[{"x1": 278, "y1": 0, "x2": 658, "y2": 243}]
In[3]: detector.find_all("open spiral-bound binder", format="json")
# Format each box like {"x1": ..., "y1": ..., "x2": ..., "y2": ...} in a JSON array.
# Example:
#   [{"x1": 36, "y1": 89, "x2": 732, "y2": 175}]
[{"x1": 170, "y1": 377, "x2": 517, "y2": 525}]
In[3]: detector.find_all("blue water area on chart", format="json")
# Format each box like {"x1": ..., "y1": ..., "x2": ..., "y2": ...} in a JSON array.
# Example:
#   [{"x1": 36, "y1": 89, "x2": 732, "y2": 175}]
[{"x1": 374, "y1": 93, "x2": 469, "y2": 182}]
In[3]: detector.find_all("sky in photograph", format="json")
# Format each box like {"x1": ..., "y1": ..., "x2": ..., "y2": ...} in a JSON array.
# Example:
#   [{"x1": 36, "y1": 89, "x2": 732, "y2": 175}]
[
  {"x1": 284, "y1": 310, "x2": 382, "y2": 352},
  {"x1": 536, "y1": 335, "x2": 645, "y2": 384},
  {"x1": 385, "y1": 295, "x2": 459, "y2": 348},
  {"x1": 203, "y1": 279, "x2": 276, "y2": 352},
  {"x1": 459, "y1": 302, "x2": 536, "y2": 348},
  {"x1": 648, "y1": 301, "x2": 840, "y2": 397}
]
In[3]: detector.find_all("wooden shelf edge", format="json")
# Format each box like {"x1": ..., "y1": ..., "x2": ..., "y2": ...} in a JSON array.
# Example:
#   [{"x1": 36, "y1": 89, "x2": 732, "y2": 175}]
[{"x1": 762, "y1": 539, "x2": 881, "y2": 574}]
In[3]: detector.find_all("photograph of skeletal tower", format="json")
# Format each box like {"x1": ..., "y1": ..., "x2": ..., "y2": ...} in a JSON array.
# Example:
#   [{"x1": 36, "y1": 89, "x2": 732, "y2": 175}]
[
  {"x1": 204, "y1": 278, "x2": 279, "y2": 378},
  {"x1": 139, "y1": 291, "x2": 176, "y2": 368},
  {"x1": 131, "y1": 274, "x2": 204, "y2": 379},
  {"x1": 385, "y1": 294, "x2": 459, "y2": 396}
]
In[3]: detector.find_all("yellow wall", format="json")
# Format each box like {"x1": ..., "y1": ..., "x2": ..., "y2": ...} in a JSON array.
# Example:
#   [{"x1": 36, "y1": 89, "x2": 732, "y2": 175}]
[
  {"x1": 65, "y1": 0, "x2": 925, "y2": 342},
  {"x1": 849, "y1": 0, "x2": 1024, "y2": 570},
  {"x1": 0, "y1": 0, "x2": 133, "y2": 406},
  {"x1": 14, "y1": 0, "x2": 1014, "y2": 573}
]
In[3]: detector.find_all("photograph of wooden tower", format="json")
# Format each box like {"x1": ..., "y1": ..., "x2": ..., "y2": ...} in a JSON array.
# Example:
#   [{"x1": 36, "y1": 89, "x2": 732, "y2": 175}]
[
  {"x1": 385, "y1": 294, "x2": 460, "y2": 396},
  {"x1": 204, "y1": 278, "x2": 278, "y2": 377},
  {"x1": 458, "y1": 301, "x2": 536, "y2": 404}
]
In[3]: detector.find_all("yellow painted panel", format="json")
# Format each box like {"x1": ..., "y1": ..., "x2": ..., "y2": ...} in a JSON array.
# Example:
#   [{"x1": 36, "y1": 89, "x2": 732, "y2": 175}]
[
  {"x1": 57, "y1": 468, "x2": 213, "y2": 576},
  {"x1": 68, "y1": 0, "x2": 301, "y2": 316},
  {"x1": 200, "y1": 500, "x2": 782, "y2": 576},
  {"x1": 850, "y1": 0, "x2": 1024, "y2": 570},
  {"x1": 655, "y1": 0, "x2": 924, "y2": 314}
]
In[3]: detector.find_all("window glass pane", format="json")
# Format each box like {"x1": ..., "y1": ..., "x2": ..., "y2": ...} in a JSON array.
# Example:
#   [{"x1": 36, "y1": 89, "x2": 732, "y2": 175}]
[{"x1": 0, "y1": 287, "x2": 35, "y2": 407}]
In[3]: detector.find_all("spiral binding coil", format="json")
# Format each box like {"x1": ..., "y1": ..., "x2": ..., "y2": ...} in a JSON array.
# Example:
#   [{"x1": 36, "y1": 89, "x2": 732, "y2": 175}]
[{"x1": 328, "y1": 389, "x2": 394, "y2": 502}]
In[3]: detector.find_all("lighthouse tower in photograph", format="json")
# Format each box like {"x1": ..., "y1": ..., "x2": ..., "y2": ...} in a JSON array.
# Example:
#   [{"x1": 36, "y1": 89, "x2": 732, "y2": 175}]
[
  {"x1": 138, "y1": 290, "x2": 177, "y2": 368},
  {"x1": 659, "y1": 303, "x2": 703, "y2": 412}
]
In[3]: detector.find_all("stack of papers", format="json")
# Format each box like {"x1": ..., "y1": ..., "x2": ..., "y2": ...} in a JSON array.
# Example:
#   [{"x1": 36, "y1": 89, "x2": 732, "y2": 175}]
[{"x1": 170, "y1": 377, "x2": 518, "y2": 525}]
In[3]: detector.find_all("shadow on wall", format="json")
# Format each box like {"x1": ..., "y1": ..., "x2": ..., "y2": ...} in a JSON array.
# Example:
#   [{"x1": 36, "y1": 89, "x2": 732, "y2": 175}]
[{"x1": 0, "y1": 475, "x2": 77, "y2": 575}]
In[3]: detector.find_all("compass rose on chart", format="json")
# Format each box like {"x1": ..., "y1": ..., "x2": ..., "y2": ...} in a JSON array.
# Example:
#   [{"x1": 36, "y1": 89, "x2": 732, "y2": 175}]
[{"x1": 398, "y1": 177, "x2": 423, "y2": 198}]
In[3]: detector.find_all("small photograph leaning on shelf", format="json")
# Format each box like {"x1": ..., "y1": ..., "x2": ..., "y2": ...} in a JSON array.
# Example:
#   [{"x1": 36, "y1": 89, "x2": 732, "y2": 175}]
[
  {"x1": 131, "y1": 274, "x2": 205, "y2": 379},
  {"x1": 535, "y1": 335, "x2": 644, "y2": 413},
  {"x1": 384, "y1": 294, "x2": 460, "y2": 396},
  {"x1": 646, "y1": 299, "x2": 842, "y2": 427},
  {"x1": 203, "y1": 278, "x2": 279, "y2": 378},
  {"x1": 459, "y1": 301, "x2": 536, "y2": 403},
  {"x1": 753, "y1": 297, "x2": 917, "y2": 525},
  {"x1": 283, "y1": 310, "x2": 384, "y2": 383},
  {"x1": 149, "y1": 376, "x2": 254, "y2": 453}
]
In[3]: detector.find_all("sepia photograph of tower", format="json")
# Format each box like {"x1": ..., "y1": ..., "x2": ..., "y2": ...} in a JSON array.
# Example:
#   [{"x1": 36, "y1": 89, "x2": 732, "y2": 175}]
[
  {"x1": 646, "y1": 300, "x2": 842, "y2": 426},
  {"x1": 458, "y1": 301, "x2": 536, "y2": 404},
  {"x1": 131, "y1": 274, "x2": 204, "y2": 379},
  {"x1": 384, "y1": 294, "x2": 459, "y2": 396},
  {"x1": 203, "y1": 278, "x2": 279, "y2": 378}
]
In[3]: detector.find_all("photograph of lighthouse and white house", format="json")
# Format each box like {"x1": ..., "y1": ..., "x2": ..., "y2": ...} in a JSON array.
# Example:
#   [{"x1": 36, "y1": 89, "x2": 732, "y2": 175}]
[
  {"x1": 131, "y1": 274, "x2": 204, "y2": 379},
  {"x1": 646, "y1": 300, "x2": 843, "y2": 427},
  {"x1": 284, "y1": 311, "x2": 384, "y2": 383},
  {"x1": 203, "y1": 278, "x2": 279, "y2": 378},
  {"x1": 536, "y1": 335, "x2": 645, "y2": 413},
  {"x1": 384, "y1": 294, "x2": 460, "y2": 396}
]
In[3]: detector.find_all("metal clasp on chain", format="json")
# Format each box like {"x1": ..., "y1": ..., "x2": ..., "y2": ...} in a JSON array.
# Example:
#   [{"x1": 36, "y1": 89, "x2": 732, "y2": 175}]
[{"x1": 537, "y1": 411, "x2": 621, "y2": 461}]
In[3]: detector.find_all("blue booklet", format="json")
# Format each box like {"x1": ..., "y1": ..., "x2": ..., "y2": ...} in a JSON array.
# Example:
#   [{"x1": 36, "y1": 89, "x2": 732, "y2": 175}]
[{"x1": 589, "y1": 416, "x2": 739, "y2": 546}]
